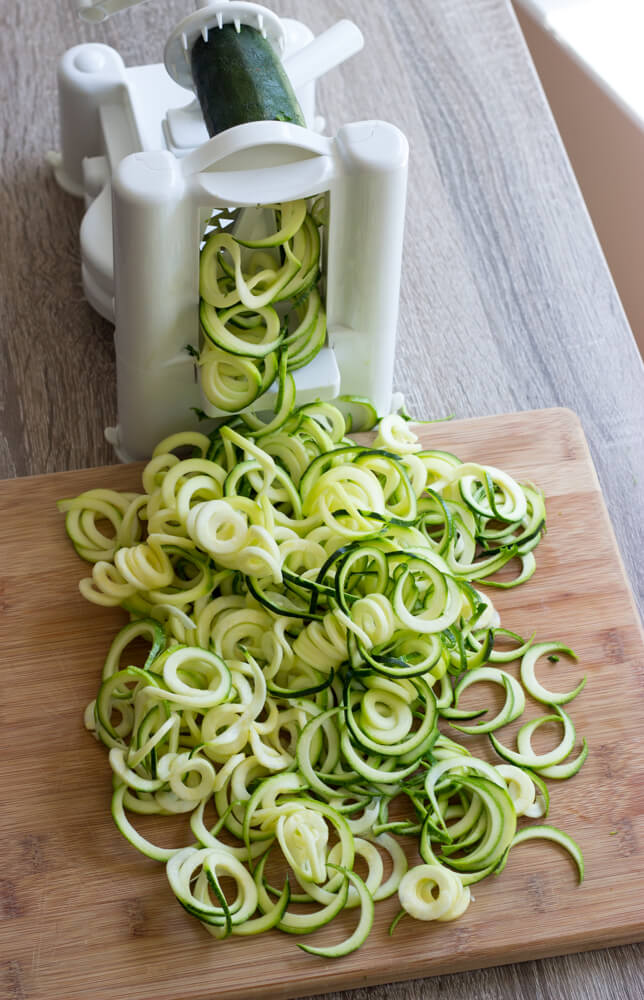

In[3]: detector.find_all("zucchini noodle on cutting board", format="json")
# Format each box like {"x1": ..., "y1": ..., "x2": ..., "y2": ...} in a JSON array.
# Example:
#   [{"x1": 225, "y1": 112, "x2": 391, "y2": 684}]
[{"x1": 58, "y1": 403, "x2": 586, "y2": 954}]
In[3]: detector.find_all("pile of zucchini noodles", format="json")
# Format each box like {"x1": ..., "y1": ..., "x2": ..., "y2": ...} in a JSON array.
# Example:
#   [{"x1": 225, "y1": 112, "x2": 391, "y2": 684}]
[
  {"x1": 58, "y1": 402, "x2": 586, "y2": 955},
  {"x1": 198, "y1": 199, "x2": 326, "y2": 413}
]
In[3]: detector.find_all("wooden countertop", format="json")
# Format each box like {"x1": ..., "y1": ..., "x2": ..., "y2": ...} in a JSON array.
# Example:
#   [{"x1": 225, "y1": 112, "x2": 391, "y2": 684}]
[{"x1": 1, "y1": 1, "x2": 643, "y2": 998}]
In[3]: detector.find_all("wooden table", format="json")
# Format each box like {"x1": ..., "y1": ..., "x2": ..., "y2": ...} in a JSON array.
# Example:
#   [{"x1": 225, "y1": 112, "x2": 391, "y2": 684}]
[{"x1": 1, "y1": 1, "x2": 642, "y2": 998}]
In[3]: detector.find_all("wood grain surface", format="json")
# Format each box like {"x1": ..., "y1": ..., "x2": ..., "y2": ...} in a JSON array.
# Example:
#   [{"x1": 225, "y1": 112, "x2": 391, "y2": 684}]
[
  {"x1": 1, "y1": 1, "x2": 643, "y2": 998},
  {"x1": 1, "y1": 409, "x2": 643, "y2": 1000}
]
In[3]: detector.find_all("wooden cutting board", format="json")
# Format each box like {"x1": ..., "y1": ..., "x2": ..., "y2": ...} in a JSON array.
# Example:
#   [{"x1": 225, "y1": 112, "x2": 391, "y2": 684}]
[{"x1": 2, "y1": 407, "x2": 643, "y2": 1000}]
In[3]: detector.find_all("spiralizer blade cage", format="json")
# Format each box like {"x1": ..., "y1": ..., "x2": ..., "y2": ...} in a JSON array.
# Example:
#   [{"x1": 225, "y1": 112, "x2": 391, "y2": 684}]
[{"x1": 54, "y1": 1, "x2": 409, "y2": 460}]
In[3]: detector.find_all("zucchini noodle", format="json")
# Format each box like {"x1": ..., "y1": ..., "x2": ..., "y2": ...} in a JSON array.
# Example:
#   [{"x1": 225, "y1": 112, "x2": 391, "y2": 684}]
[
  {"x1": 59, "y1": 401, "x2": 586, "y2": 954},
  {"x1": 197, "y1": 201, "x2": 327, "y2": 415}
]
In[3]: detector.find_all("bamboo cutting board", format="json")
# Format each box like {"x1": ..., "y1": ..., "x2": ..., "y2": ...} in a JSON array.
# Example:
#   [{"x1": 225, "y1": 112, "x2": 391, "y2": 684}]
[{"x1": 1, "y1": 407, "x2": 643, "y2": 1000}]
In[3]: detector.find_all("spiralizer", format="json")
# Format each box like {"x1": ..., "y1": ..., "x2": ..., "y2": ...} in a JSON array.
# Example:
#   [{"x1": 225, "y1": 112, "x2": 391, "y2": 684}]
[{"x1": 52, "y1": 1, "x2": 409, "y2": 460}]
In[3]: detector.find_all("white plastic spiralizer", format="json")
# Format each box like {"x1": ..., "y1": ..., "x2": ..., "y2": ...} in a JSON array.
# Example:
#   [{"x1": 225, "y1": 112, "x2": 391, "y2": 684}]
[{"x1": 51, "y1": 1, "x2": 408, "y2": 460}]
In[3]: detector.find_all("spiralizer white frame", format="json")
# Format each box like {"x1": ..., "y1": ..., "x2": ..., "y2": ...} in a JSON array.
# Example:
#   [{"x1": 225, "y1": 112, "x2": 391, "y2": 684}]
[
  {"x1": 52, "y1": 2, "x2": 409, "y2": 460},
  {"x1": 111, "y1": 119, "x2": 408, "y2": 460}
]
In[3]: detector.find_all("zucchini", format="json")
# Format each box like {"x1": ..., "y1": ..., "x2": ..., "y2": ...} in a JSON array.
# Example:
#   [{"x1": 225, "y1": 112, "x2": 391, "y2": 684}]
[
  {"x1": 190, "y1": 24, "x2": 305, "y2": 137},
  {"x1": 297, "y1": 867, "x2": 374, "y2": 957},
  {"x1": 60, "y1": 398, "x2": 588, "y2": 954}
]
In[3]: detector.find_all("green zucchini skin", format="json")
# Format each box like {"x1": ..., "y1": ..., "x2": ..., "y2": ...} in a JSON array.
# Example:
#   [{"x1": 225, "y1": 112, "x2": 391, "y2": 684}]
[{"x1": 190, "y1": 24, "x2": 306, "y2": 137}]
